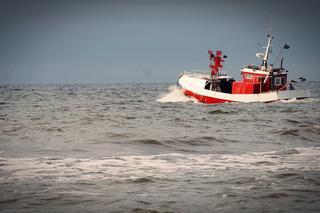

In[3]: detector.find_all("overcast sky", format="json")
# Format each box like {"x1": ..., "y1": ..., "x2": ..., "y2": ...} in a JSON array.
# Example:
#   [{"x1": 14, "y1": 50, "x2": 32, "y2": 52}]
[{"x1": 1, "y1": 0, "x2": 319, "y2": 84}]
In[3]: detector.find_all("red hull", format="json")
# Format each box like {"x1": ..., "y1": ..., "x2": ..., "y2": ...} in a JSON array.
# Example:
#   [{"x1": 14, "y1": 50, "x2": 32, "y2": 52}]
[{"x1": 184, "y1": 89, "x2": 234, "y2": 104}]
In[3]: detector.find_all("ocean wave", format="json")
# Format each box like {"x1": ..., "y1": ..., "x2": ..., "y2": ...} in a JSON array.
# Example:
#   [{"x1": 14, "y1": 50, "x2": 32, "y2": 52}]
[
  {"x1": 120, "y1": 136, "x2": 225, "y2": 148},
  {"x1": 174, "y1": 136, "x2": 225, "y2": 145},
  {"x1": 208, "y1": 109, "x2": 237, "y2": 115},
  {"x1": 1, "y1": 147, "x2": 318, "y2": 183},
  {"x1": 280, "y1": 97, "x2": 317, "y2": 103},
  {"x1": 130, "y1": 139, "x2": 165, "y2": 146},
  {"x1": 271, "y1": 125, "x2": 320, "y2": 142},
  {"x1": 279, "y1": 129, "x2": 300, "y2": 136},
  {"x1": 127, "y1": 177, "x2": 154, "y2": 183}
]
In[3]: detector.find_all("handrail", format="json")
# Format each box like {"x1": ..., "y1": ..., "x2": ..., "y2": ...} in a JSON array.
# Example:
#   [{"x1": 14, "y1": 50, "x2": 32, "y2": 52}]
[{"x1": 183, "y1": 71, "x2": 211, "y2": 79}]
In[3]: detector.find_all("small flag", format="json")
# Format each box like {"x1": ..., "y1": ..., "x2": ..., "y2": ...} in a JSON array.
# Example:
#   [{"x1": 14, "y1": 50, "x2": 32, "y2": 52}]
[{"x1": 283, "y1": 43, "x2": 290, "y2": 49}]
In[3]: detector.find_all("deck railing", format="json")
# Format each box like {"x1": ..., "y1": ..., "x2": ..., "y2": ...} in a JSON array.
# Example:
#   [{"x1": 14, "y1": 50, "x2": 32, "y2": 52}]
[{"x1": 182, "y1": 71, "x2": 211, "y2": 79}]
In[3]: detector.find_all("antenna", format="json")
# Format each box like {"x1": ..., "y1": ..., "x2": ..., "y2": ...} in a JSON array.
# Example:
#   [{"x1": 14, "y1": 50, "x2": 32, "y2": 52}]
[
  {"x1": 267, "y1": 15, "x2": 273, "y2": 35},
  {"x1": 261, "y1": 16, "x2": 274, "y2": 71}
]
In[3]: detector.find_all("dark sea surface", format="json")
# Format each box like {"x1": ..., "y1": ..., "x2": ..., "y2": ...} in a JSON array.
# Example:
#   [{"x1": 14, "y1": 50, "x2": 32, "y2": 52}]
[{"x1": 0, "y1": 82, "x2": 319, "y2": 213}]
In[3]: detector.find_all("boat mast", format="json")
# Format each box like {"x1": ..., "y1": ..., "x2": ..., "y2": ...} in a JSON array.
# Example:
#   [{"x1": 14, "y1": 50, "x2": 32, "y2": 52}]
[
  {"x1": 261, "y1": 34, "x2": 272, "y2": 71},
  {"x1": 208, "y1": 50, "x2": 225, "y2": 91}
]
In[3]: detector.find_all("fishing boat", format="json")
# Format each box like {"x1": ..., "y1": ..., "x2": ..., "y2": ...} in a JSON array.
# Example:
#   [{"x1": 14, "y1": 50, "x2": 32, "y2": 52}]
[{"x1": 178, "y1": 33, "x2": 310, "y2": 104}]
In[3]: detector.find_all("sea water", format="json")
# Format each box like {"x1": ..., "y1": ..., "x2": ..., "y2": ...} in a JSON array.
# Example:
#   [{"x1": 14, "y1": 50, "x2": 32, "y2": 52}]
[{"x1": 0, "y1": 82, "x2": 319, "y2": 212}]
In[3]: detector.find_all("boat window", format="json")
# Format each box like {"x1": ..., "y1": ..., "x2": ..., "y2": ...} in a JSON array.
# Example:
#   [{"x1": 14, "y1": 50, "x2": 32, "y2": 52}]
[
  {"x1": 245, "y1": 74, "x2": 253, "y2": 79},
  {"x1": 275, "y1": 77, "x2": 281, "y2": 85},
  {"x1": 281, "y1": 77, "x2": 286, "y2": 84},
  {"x1": 205, "y1": 81, "x2": 211, "y2": 90}
]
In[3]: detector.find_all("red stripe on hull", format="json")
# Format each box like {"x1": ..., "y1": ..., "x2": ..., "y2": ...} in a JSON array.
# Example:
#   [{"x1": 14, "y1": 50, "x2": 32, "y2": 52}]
[{"x1": 184, "y1": 89, "x2": 235, "y2": 104}]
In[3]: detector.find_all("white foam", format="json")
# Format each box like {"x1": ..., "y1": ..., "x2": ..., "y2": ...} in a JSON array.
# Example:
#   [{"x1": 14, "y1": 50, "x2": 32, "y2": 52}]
[
  {"x1": 280, "y1": 97, "x2": 316, "y2": 103},
  {"x1": 280, "y1": 98, "x2": 298, "y2": 103},
  {"x1": 156, "y1": 85, "x2": 198, "y2": 103},
  {"x1": 1, "y1": 147, "x2": 319, "y2": 183}
]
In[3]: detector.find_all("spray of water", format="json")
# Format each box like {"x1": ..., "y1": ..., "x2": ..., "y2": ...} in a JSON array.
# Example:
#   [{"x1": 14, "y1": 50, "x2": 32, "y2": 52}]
[{"x1": 157, "y1": 85, "x2": 198, "y2": 103}]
